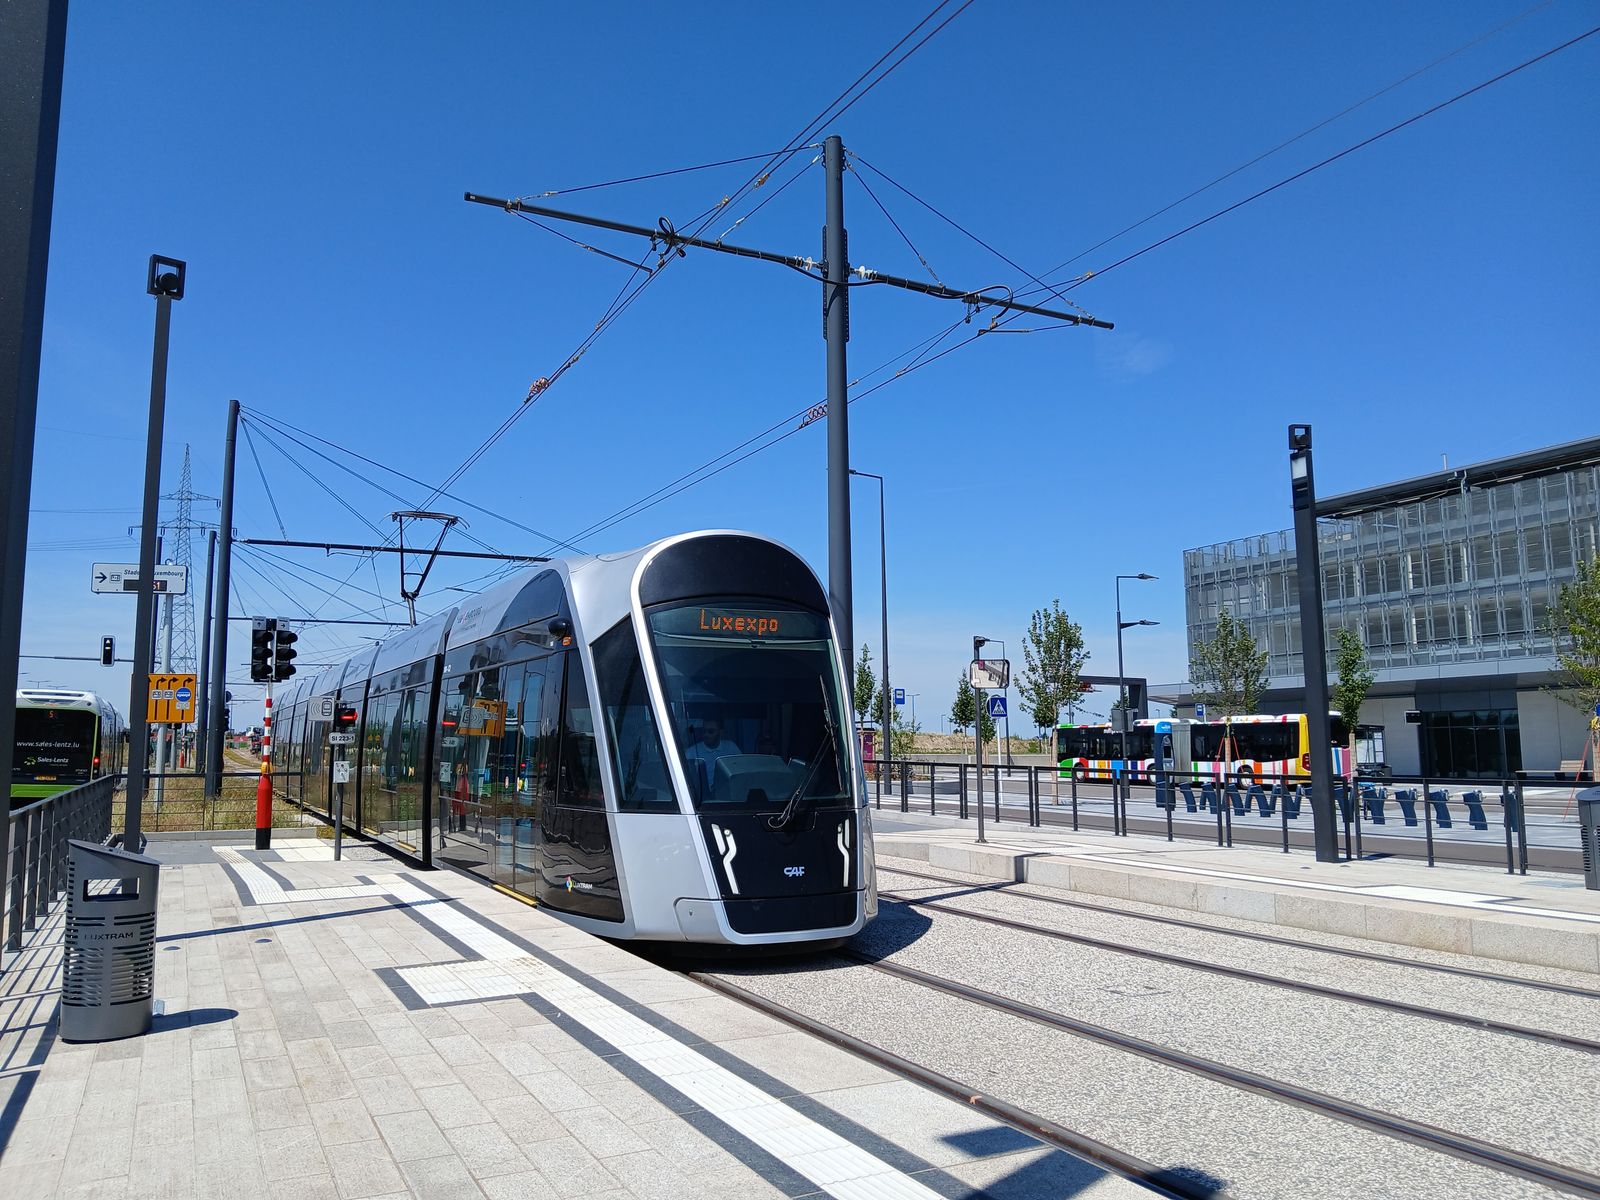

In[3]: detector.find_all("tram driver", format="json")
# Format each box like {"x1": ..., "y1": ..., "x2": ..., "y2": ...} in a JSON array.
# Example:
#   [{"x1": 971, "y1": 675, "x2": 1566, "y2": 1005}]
[{"x1": 684, "y1": 717, "x2": 742, "y2": 798}]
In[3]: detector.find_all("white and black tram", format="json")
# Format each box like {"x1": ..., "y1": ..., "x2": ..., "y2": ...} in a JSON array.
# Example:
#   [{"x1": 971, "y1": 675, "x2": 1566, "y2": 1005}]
[{"x1": 272, "y1": 531, "x2": 877, "y2": 946}]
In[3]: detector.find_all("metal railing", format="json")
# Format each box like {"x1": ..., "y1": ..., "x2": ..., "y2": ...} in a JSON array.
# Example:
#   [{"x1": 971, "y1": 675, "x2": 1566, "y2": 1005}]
[
  {"x1": 863, "y1": 759, "x2": 1579, "y2": 875},
  {"x1": 118, "y1": 769, "x2": 303, "y2": 833},
  {"x1": 4, "y1": 775, "x2": 117, "y2": 958}
]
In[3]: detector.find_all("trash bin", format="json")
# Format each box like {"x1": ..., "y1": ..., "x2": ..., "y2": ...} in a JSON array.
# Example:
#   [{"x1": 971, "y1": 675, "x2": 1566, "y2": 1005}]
[
  {"x1": 60, "y1": 839, "x2": 160, "y2": 1042},
  {"x1": 1579, "y1": 788, "x2": 1600, "y2": 892}
]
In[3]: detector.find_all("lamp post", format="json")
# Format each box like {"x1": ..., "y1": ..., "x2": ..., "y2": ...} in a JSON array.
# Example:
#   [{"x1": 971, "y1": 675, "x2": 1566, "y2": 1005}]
[
  {"x1": 1115, "y1": 573, "x2": 1159, "y2": 822},
  {"x1": 849, "y1": 469, "x2": 890, "y2": 775}
]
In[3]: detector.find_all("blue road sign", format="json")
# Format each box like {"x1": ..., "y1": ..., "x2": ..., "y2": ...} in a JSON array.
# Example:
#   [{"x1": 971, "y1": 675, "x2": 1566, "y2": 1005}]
[
  {"x1": 1195, "y1": 703, "x2": 1206, "y2": 720},
  {"x1": 894, "y1": 688, "x2": 905, "y2": 705},
  {"x1": 987, "y1": 695, "x2": 1007, "y2": 719},
  {"x1": 175, "y1": 686, "x2": 193, "y2": 709}
]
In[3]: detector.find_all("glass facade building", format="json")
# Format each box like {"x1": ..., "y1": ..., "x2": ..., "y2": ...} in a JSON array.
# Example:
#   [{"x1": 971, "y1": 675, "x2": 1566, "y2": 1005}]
[{"x1": 1179, "y1": 444, "x2": 1600, "y2": 778}]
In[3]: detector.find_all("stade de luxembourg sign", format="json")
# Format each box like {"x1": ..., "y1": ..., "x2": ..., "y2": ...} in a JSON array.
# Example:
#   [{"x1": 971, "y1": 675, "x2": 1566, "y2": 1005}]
[{"x1": 91, "y1": 562, "x2": 188, "y2": 595}]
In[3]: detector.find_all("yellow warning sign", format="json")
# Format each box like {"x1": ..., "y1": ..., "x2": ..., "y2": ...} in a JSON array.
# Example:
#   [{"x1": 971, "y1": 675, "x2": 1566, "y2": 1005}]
[{"x1": 148, "y1": 673, "x2": 198, "y2": 725}]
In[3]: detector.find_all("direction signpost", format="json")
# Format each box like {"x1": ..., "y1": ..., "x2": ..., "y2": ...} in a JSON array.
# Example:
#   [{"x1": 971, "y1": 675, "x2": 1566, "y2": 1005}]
[
  {"x1": 147, "y1": 673, "x2": 198, "y2": 725},
  {"x1": 91, "y1": 562, "x2": 187, "y2": 595}
]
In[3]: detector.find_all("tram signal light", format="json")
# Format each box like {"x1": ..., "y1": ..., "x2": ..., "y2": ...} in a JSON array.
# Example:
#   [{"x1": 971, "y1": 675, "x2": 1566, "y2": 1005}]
[
  {"x1": 100, "y1": 636, "x2": 115, "y2": 667},
  {"x1": 273, "y1": 625, "x2": 299, "y2": 681},
  {"x1": 250, "y1": 618, "x2": 275, "y2": 682},
  {"x1": 334, "y1": 704, "x2": 358, "y2": 726}
]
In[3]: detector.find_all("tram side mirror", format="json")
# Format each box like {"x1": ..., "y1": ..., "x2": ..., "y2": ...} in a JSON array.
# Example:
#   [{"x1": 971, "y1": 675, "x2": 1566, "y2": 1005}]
[{"x1": 550, "y1": 618, "x2": 574, "y2": 646}]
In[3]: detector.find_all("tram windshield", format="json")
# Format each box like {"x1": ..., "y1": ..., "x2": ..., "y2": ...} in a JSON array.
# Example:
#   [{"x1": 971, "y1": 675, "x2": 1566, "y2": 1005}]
[
  {"x1": 12, "y1": 707, "x2": 95, "y2": 783},
  {"x1": 646, "y1": 601, "x2": 851, "y2": 812}
]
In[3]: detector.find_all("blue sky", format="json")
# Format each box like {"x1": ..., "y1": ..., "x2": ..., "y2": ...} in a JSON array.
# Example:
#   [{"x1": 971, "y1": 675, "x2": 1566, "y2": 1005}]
[{"x1": 22, "y1": 1, "x2": 1599, "y2": 731}]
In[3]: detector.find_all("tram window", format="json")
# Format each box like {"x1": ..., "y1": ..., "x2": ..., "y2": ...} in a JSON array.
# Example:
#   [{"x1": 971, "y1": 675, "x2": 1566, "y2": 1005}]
[
  {"x1": 593, "y1": 620, "x2": 675, "y2": 812},
  {"x1": 557, "y1": 663, "x2": 603, "y2": 809},
  {"x1": 646, "y1": 601, "x2": 849, "y2": 813}
]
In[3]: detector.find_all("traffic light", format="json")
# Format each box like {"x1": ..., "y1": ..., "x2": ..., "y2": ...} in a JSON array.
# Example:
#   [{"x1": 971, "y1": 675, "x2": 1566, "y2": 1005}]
[
  {"x1": 100, "y1": 636, "x2": 115, "y2": 666},
  {"x1": 334, "y1": 703, "x2": 358, "y2": 726},
  {"x1": 250, "y1": 618, "x2": 274, "y2": 682},
  {"x1": 273, "y1": 624, "x2": 298, "y2": 681}
]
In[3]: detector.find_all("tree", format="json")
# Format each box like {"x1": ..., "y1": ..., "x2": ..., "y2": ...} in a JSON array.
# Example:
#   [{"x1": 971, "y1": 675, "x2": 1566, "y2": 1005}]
[
  {"x1": 1551, "y1": 555, "x2": 1600, "y2": 723},
  {"x1": 951, "y1": 676, "x2": 977, "y2": 737},
  {"x1": 1190, "y1": 607, "x2": 1268, "y2": 719},
  {"x1": 852, "y1": 644, "x2": 876, "y2": 725},
  {"x1": 887, "y1": 704, "x2": 920, "y2": 758},
  {"x1": 1017, "y1": 600, "x2": 1089, "y2": 739},
  {"x1": 1331, "y1": 626, "x2": 1373, "y2": 779}
]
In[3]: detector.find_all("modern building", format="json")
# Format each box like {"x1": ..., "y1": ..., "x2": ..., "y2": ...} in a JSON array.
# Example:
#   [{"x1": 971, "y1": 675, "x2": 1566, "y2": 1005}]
[{"x1": 1168, "y1": 436, "x2": 1600, "y2": 779}]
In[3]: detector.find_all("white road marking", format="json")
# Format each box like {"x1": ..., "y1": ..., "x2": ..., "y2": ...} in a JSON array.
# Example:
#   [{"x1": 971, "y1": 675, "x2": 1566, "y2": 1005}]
[{"x1": 220, "y1": 855, "x2": 945, "y2": 1200}]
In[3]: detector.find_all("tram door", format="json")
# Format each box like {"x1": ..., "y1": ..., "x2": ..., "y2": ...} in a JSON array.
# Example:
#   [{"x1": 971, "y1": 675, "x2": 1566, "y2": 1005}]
[{"x1": 535, "y1": 652, "x2": 620, "y2": 921}]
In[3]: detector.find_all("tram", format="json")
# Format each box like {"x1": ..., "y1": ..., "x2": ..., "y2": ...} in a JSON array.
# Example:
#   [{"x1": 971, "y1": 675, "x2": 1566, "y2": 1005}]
[
  {"x1": 272, "y1": 531, "x2": 877, "y2": 947},
  {"x1": 11, "y1": 689, "x2": 125, "y2": 805}
]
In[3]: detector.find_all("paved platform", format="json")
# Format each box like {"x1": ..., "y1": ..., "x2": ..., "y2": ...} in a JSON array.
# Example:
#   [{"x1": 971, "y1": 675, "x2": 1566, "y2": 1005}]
[
  {"x1": 0, "y1": 834, "x2": 1147, "y2": 1200},
  {"x1": 872, "y1": 809, "x2": 1600, "y2": 974}
]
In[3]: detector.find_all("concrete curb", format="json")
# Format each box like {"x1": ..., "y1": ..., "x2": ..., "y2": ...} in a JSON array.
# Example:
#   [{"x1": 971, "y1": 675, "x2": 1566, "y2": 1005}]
[{"x1": 879, "y1": 840, "x2": 1600, "y2": 976}]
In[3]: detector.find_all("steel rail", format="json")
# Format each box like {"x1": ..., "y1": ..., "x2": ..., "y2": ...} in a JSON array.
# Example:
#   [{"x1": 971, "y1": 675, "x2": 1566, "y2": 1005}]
[
  {"x1": 840, "y1": 950, "x2": 1600, "y2": 1199},
  {"x1": 685, "y1": 970, "x2": 1212, "y2": 1200},
  {"x1": 880, "y1": 863, "x2": 1600, "y2": 1001},
  {"x1": 879, "y1": 886, "x2": 1600, "y2": 1054}
]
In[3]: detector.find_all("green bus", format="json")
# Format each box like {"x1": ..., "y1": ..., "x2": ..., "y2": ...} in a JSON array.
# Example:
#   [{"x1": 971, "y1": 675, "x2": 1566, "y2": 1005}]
[{"x1": 11, "y1": 689, "x2": 125, "y2": 806}]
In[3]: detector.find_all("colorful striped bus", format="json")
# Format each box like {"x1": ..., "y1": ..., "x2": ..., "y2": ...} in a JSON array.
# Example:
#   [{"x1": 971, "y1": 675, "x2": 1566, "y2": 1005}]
[{"x1": 1058, "y1": 713, "x2": 1361, "y2": 785}]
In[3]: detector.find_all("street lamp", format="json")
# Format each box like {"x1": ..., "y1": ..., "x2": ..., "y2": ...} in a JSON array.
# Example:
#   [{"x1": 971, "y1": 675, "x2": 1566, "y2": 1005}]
[
  {"x1": 849, "y1": 469, "x2": 889, "y2": 777},
  {"x1": 1115, "y1": 573, "x2": 1159, "y2": 817}
]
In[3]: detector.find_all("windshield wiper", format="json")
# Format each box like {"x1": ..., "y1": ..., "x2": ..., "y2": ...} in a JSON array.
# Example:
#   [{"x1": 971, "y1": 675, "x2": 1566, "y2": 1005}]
[{"x1": 767, "y1": 677, "x2": 841, "y2": 831}]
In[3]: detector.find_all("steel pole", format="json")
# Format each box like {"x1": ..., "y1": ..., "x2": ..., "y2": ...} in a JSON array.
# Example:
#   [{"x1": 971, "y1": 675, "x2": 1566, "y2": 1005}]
[
  {"x1": 0, "y1": 0, "x2": 67, "y2": 913},
  {"x1": 125, "y1": 285, "x2": 176, "y2": 848},
  {"x1": 1289, "y1": 424, "x2": 1339, "y2": 862},
  {"x1": 1116, "y1": 578, "x2": 1128, "y2": 814},
  {"x1": 153, "y1": 586, "x2": 173, "y2": 808},
  {"x1": 206, "y1": 399, "x2": 239, "y2": 799},
  {"x1": 879, "y1": 477, "x2": 889, "y2": 760},
  {"x1": 195, "y1": 528, "x2": 216, "y2": 774},
  {"x1": 974, "y1": 637, "x2": 986, "y2": 845},
  {"x1": 823, "y1": 135, "x2": 853, "y2": 669}
]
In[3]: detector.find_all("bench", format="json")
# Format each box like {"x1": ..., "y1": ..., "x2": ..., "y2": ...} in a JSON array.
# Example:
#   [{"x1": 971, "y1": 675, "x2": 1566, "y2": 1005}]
[
  {"x1": 1460, "y1": 790, "x2": 1488, "y2": 831},
  {"x1": 1200, "y1": 783, "x2": 1219, "y2": 813},
  {"x1": 1178, "y1": 782, "x2": 1198, "y2": 812},
  {"x1": 1361, "y1": 784, "x2": 1386, "y2": 824},
  {"x1": 1428, "y1": 789, "x2": 1452, "y2": 829},
  {"x1": 1393, "y1": 788, "x2": 1419, "y2": 826}
]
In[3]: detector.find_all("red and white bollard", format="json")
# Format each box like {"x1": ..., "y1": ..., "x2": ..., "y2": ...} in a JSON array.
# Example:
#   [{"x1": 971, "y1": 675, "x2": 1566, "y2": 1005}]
[{"x1": 255, "y1": 688, "x2": 273, "y2": 850}]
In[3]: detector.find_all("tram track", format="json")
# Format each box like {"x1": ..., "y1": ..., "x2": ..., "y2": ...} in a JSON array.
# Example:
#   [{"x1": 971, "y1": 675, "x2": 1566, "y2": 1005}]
[
  {"x1": 874, "y1": 882, "x2": 1600, "y2": 1055},
  {"x1": 685, "y1": 969, "x2": 1219, "y2": 1200},
  {"x1": 827, "y1": 949, "x2": 1600, "y2": 1199},
  {"x1": 880, "y1": 862, "x2": 1600, "y2": 1001}
]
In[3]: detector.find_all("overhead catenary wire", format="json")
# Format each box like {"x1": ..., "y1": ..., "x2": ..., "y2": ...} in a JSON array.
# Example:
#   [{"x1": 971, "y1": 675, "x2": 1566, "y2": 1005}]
[
  {"x1": 1029, "y1": 0, "x2": 1563, "y2": 283},
  {"x1": 282, "y1": 0, "x2": 980, "y2": 617},
  {"x1": 239, "y1": 420, "x2": 289, "y2": 539},
  {"x1": 1015, "y1": 20, "x2": 1600, "y2": 302}
]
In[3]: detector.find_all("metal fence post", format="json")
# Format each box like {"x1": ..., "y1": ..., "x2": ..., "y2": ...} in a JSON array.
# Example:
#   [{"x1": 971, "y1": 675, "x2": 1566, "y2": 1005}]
[
  {"x1": 1501, "y1": 782, "x2": 1515, "y2": 875},
  {"x1": 1223, "y1": 787, "x2": 1232, "y2": 847},
  {"x1": 900, "y1": 762, "x2": 909, "y2": 813},
  {"x1": 1277, "y1": 776, "x2": 1289, "y2": 853},
  {"x1": 958, "y1": 763, "x2": 968, "y2": 819},
  {"x1": 1515, "y1": 780, "x2": 1528, "y2": 875},
  {"x1": 1353, "y1": 780, "x2": 1363, "y2": 860},
  {"x1": 1164, "y1": 773, "x2": 1174, "y2": 842},
  {"x1": 992, "y1": 765, "x2": 1001, "y2": 823},
  {"x1": 1070, "y1": 774, "x2": 1079, "y2": 831},
  {"x1": 5, "y1": 822, "x2": 24, "y2": 953},
  {"x1": 1422, "y1": 773, "x2": 1435, "y2": 868},
  {"x1": 23, "y1": 808, "x2": 42, "y2": 930}
]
